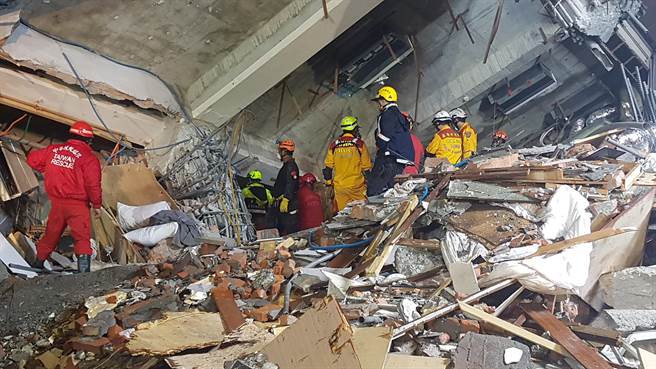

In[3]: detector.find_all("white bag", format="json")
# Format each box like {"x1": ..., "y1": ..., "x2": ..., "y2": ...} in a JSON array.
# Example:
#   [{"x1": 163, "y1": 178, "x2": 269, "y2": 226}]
[
  {"x1": 117, "y1": 201, "x2": 171, "y2": 230},
  {"x1": 123, "y1": 222, "x2": 179, "y2": 247}
]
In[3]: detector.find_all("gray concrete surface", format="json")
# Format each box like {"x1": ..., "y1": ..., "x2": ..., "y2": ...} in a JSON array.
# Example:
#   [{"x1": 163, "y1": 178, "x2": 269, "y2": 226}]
[{"x1": 600, "y1": 266, "x2": 656, "y2": 309}]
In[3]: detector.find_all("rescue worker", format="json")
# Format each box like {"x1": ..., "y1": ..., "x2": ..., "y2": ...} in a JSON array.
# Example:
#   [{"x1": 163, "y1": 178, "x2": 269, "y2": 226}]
[
  {"x1": 242, "y1": 169, "x2": 274, "y2": 230},
  {"x1": 272, "y1": 139, "x2": 299, "y2": 235},
  {"x1": 425, "y1": 110, "x2": 462, "y2": 165},
  {"x1": 401, "y1": 112, "x2": 424, "y2": 175},
  {"x1": 323, "y1": 116, "x2": 372, "y2": 211},
  {"x1": 367, "y1": 86, "x2": 414, "y2": 196},
  {"x1": 27, "y1": 121, "x2": 101, "y2": 273},
  {"x1": 451, "y1": 108, "x2": 477, "y2": 159},
  {"x1": 297, "y1": 173, "x2": 324, "y2": 230},
  {"x1": 492, "y1": 130, "x2": 509, "y2": 147}
]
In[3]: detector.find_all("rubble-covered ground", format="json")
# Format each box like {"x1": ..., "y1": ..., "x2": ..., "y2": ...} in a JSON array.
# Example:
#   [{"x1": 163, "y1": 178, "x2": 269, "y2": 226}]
[{"x1": 3, "y1": 131, "x2": 656, "y2": 369}]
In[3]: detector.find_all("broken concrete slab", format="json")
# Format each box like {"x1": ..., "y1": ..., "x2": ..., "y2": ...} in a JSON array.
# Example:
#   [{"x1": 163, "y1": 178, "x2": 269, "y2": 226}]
[
  {"x1": 83, "y1": 310, "x2": 116, "y2": 337},
  {"x1": 592, "y1": 310, "x2": 656, "y2": 333},
  {"x1": 393, "y1": 246, "x2": 444, "y2": 277},
  {"x1": 600, "y1": 266, "x2": 656, "y2": 309},
  {"x1": 454, "y1": 332, "x2": 532, "y2": 369},
  {"x1": 447, "y1": 180, "x2": 536, "y2": 203},
  {"x1": 127, "y1": 311, "x2": 225, "y2": 356}
]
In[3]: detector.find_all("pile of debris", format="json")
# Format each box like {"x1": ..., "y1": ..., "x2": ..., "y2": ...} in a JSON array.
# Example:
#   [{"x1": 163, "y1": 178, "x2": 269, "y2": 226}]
[{"x1": 3, "y1": 127, "x2": 656, "y2": 369}]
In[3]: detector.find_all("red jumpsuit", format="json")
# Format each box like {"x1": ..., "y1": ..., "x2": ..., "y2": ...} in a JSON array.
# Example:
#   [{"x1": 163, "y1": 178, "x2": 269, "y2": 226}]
[
  {"x1": 27, "y1": 139, "x2": 102, "y2": 260},
  {"x1": 297, "y1": 184, "x2": 323, "y2": 230}
]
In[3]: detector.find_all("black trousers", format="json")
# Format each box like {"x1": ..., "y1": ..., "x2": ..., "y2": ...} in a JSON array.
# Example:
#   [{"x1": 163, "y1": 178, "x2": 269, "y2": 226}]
[{"x1": 366, "y1": 155, "x2": 407, "y2": 196}]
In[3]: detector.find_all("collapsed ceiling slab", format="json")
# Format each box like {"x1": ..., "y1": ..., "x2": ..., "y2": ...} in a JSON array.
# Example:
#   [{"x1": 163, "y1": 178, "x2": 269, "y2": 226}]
[
  {"x1": 189, "y1": 0, "x2": 384, "y2": 124},
  {"x1": 0, "y1": 11, "x2": 183, "y2": 116}
]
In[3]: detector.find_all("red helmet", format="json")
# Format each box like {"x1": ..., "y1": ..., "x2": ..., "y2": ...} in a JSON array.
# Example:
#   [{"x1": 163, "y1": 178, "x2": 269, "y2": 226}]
[
  {"x1": 277, "y1": 139, "x2": 295, "y2": 152},
  {"x1": 494, "y1": 130, "x2": 508, "y2": 140},
  {"x1": 70, "y1": 121, "x2": 94, "y2": 138},
  {"x1": 300, "y1": 173, "x2": 317, "y2": 185}
]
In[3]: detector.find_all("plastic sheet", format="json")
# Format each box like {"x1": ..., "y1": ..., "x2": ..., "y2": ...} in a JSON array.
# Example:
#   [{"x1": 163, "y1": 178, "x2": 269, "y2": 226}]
[
  {"x1": 444, "y1": 230, "x2": 489, "y2": 263},
  {"x1": 615, "y1": 126, "x2": 656, "y2": 155},
  {"x1": 480, "y1": 186, "x2": 593, "y2": 295},
  {"x1": 123, "y1": 222, "x2": 179, "y2": 247}
]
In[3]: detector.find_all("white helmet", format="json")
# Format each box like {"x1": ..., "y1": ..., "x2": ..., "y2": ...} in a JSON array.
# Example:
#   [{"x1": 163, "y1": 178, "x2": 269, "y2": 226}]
[
  {"x1": 450, "y1": 108, "x2": 467, "y2": 120},
  {"x1": 432, "y1": 110, "x2": 452, "y2": 124}
]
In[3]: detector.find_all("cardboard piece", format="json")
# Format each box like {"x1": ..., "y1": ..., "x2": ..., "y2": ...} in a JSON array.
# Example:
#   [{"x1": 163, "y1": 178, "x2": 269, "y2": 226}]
[
  {"x1": 127, "y1": 312, "x2": 225, "y2": 356},
  {"x1": 262, "y1": 297, "x2": 362, "y2": 369},
  {"x1": 352, "y1": 327, "x2": 392, "y2": 369},
  {"x1": 102, "y1": 164, "x2": 176, "y2": 212}
]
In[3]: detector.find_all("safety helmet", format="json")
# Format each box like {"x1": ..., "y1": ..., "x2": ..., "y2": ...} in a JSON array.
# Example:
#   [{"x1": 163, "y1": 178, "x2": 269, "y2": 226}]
[
  {"x1": 277, "y1": 139, "x2": 295, "y2": 152},
  {"x1": 247, "y1": 170, "x2": 263, "y2": 181},
  {"x1": 300, "y1": 173, "x2": 317, "y2": 185},
  {"x1": 432, "y1": 110, "x2": 452, "y2": 125},
  {"x1": 450, "y1": 108, "x2": 467, "y2": 121},
  {"x1": 372, "y1": 86, "x2": 398, "y2": 102},
  {"x1": 70, "y1": 121, "x2": 94, "y2": 138},
  {"x1": 340, "y1": 116, "x2": 359, "y2": 131},
  {"x1": 494, "y1": 130, "x2": 508, "y2": 140}
]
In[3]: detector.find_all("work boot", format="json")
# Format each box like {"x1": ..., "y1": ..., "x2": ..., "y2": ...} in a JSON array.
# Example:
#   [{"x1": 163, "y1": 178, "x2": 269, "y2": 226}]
[
  {"x1": 33, "y1": 258, "x2": 45, "y2": 269},
  {"x1": 77, "y1": 254, "x2": 91, "y2": 273}
]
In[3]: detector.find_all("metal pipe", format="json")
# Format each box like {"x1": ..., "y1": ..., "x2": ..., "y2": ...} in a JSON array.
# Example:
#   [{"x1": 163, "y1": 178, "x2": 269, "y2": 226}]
[
  {"x1": 282, "y1": 251, "x2": 339, "y2": 314},
  {"x1": 621, "y1": 64, "x2": 640, "y2": 121},
  {"x1": 392, "y1": 279, "x2": 516, "y2": 339}
]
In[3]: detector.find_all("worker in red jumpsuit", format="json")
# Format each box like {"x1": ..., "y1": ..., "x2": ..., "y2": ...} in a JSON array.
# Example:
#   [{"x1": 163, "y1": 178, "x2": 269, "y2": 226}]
[
  {"x1": 27, "y1": 121, "x2": 102, "y2": 273},
  {"x1": 297, "y1": 173, "x2": 324, "y2": 230}
]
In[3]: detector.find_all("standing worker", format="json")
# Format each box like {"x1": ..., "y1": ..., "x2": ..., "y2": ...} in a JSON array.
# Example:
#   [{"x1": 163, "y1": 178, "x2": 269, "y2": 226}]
[
  {"x1": 273, "y1": 139, "x2": 299, "y2": 235},
  {"x1": 425, "y1": 111, "x2": 462, "y2": 165},
  {"x1": 401, "y1": 112, "x2": 424, "y2": 175},
  {"x1": 242, "y1": 169, "x2": 274, "y2": 229},
  {"x1": 451, "y1": 108, "x2": 477, "y2": 159},
  {"x1": 27, "y1": 121, "x2": 101, "y2": 273},
  {"x1": 323, "y1": 116, "x2": 372, "y2": 211},
  {"x1": 297, "y1": 173, "x2": 324, "y2": 230},
  {"x1": 368, "y1": 86, "x2": 414, "y2": 195}
]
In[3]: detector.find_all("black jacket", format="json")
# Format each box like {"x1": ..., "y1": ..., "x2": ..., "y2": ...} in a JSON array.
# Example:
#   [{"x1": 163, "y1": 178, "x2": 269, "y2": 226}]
[
  {"x1": 375, "y1": 103, "x2": 414, "y2": 165},
  {"x1": 273, "y1": 159, "x2": 299, "y2": 211}
]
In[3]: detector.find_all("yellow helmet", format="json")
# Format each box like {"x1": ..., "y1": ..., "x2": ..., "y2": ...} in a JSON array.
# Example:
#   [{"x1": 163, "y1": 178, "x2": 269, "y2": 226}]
[
  {"x1": 247, "y1": 170, "x2": 263, "y2": 181},
  {"x1": 373, "y1": 86, "x2": 398, "y2": 102},
  {"x1": 340, "y1": 116, "x2": 359, "y2": 131}
]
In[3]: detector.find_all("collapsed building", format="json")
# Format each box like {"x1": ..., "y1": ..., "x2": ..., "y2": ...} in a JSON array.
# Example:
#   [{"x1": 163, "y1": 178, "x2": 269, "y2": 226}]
[{"x1": 0, "y1": 0, "x2": 656, "y2": 368}]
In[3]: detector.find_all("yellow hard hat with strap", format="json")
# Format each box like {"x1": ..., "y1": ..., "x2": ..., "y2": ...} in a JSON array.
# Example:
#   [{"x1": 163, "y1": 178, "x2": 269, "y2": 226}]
[{"x1": 373, "y1": 86, "x2": 398, "y2": 102}]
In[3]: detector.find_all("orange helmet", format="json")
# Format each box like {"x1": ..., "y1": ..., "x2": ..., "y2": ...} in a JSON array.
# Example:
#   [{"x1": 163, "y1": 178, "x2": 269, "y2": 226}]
[
  {"x1": 278, "y1": 139, "x2": 295, "y2": 152},
  {"x1": 494, "y1": 130, "x2": 508, "y2": 140},
  {"x1": 70, "y1": 121, "x2": 94, "y2": 138}
]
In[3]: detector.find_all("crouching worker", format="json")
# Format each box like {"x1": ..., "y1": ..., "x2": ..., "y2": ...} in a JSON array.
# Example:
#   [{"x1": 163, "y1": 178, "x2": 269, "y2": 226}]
[{"x1": 27, "y1": 121, "x2": 102, "y2": 273}]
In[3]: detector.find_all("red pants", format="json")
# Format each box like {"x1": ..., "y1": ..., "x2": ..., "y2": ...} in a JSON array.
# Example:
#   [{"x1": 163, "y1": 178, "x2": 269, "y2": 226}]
[{"x1": 37, "y1": 199, "x2": 92, "y2": 261}]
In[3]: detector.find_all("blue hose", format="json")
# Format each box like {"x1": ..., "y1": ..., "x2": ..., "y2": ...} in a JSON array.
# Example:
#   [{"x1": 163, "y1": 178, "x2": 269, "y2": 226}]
[
  {"x1": 308, "y1": 231, "x2": 374, "y2": 251},
  {"x1": 419, "y1": 184, "x2": 430, "y2": 202}
]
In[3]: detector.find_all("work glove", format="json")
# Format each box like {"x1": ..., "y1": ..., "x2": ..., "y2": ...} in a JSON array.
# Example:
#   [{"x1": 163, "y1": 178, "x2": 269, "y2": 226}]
[{"x1": 279, "y1": 197, "x2": 290, "y2": 213}]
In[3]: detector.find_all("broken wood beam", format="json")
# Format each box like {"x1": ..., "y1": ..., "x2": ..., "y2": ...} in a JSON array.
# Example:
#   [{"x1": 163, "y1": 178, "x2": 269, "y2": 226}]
[
  {"x1": 521, "y1": 304, "x2": 613, "y2": 369},
  {"x1": 460, "y1": 301, "x2": 570, "y2": 357},
  {"x1": 396, "y1": 238, "x2": 440, "y2": 249},
  {"x1": 532, "y1": 227, "x2": 637, "y2": 257},
  {"x1": 392, "y1": 279, "x2": 516, "y2": 339},
  {"x1": 321, "y1": 0, "x2": 329, "y2": 19}
]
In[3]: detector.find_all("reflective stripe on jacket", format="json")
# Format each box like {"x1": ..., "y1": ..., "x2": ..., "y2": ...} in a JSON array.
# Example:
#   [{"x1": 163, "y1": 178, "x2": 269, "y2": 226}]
[{"x1": 324, "y1": 133, "x2": 372, "y2": 189}]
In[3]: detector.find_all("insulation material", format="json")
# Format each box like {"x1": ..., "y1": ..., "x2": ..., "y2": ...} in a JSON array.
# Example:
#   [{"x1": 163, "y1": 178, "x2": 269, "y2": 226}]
[
  {"x1": 0, "y1": 18, "x2": 182, "y2": 115},
  {"x1": 481, "y1": 186, "x2": 593, "y2": 295},
  {"x1": 444, "y1": 230, "x2": 489, "y2": 263},
  {"x1": 117, "y1": 201, "x2": 172, "y2": 231}
]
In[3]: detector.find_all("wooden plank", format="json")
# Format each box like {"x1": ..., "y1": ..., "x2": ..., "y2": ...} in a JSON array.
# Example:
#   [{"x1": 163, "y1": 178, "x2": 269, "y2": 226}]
[
  {"x1": 570, "y1": 129, "x2": 624, "y2": 145},
  {"x1": 2, "y1": 141, "x2": 38, "y2": 194},
  {"x1": 458, "y1": 302, "x2": 569, "y2": 357},
  {"x1": 623, "y1": 162, "x2": 642, "y2": 191},
  {"x1": 352, "y1": 327, "x2": 392, "y2": 369},
  {"x1": 384, "y1": 354, "x2": 450, "y2": 369},
  {"x1": 262, "y1": 297, "x2": 362, "y2": 369},
  {"x1": 396, "y1": 238, "x2": 440, "y2": 249},
  {"x1": 567, "y1": 324, "x2": 620, "y2": 346},
  {"x1": 521, "y1": 304, "x2": 612, "y2": 369},
  {"x1": 532, "y1": 227, "x2": 636, "y2": 257}
]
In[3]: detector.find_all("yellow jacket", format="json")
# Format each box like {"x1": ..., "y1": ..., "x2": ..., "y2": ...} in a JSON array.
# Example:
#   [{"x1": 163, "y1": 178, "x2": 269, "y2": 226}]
[
  {"x1": 460, "y1": 122, "x2": 477, "y2": 159},
  {"x1": 426, "y1": 126, "x2": 462, "y2": 164},
  {"x1": 324, "y1": 133, "x2": 372, "y2": 189}
]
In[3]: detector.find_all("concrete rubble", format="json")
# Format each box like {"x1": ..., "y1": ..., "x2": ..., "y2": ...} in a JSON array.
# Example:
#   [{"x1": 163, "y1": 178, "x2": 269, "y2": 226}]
[{"x1": 600, "y1": 266, "x2": 656, "y2": 309}]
